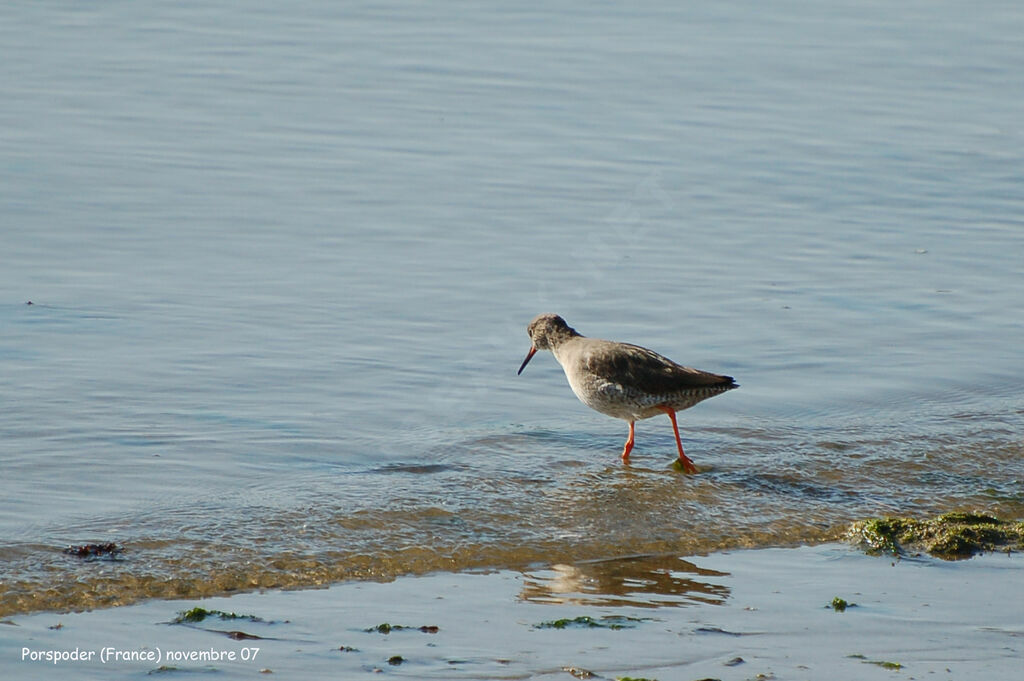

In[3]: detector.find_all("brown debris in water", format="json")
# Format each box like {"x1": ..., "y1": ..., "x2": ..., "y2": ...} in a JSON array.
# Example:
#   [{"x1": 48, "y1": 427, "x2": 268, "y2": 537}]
[
  {"x1": 365, "y1": 622, "x2": 439, "y2": 634},
  {"x1": 63, "y1": 543, "x2": 123, "y2": 558}
]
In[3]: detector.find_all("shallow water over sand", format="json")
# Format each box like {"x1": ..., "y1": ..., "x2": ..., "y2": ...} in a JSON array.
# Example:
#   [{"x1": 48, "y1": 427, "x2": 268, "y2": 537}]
[
  {"x1": 2, "y1": 0, "x2": 1024, "y2": 616},
  {"x1": 3, "y1": 546, "x2": 1022, "y2": 680}
]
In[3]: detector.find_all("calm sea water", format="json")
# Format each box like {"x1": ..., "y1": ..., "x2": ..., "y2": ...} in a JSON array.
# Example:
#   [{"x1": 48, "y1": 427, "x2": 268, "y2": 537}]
[{"x1": 2, "y1": 1, "x2": 1022, "y2": 616}]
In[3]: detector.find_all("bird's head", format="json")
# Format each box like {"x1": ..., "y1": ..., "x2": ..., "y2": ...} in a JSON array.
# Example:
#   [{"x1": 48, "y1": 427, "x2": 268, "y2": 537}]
[{"x1": 518, "y1": 313, "x2": 579, "y2": 374}]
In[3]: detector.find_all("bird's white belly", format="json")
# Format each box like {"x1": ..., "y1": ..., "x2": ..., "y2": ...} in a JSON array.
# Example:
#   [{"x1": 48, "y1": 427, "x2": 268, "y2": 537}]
[{"x1": 564, "y1": 370, "x2": 658, "y2": 421}]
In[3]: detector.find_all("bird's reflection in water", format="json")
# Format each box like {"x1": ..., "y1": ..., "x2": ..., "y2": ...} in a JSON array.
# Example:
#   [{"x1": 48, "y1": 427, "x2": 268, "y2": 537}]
[{"x1": 519, "y1": 554, "x2": 730, "y2": 608}]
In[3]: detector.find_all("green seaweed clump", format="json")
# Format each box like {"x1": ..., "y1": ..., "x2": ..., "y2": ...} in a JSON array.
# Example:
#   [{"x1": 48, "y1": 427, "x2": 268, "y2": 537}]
[
  {"x1": 830, "y1": 597, "x2": 850, "y2": 612},
  {"x1": 538, "y1": 615, "x2": 603, "y2": 629},
  {"x1": 535, "y1": 615, "x2": 647, "y2": 630},
  {"x1": 173, "y1": 606, "x2": 262, "y2": 622},
  {"x1": 849, "y1": 654, "x2": 901, "y2": 669},
  {"x1": 847, "y1": 511, "x2": 1024, "y2": 559},
  {"x1": 172, "y1": 607, "x2": 262, "y2": 624}
]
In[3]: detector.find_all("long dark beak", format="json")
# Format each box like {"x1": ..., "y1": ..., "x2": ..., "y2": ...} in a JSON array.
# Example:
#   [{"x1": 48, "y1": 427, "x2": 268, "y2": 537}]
[{"x1": 517, "y1": 346, "x2": 538, "y2": 375}]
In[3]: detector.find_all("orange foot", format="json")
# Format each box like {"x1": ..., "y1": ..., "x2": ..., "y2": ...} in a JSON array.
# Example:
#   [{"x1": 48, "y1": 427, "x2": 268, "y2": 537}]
[
  {"x1": 620, "y1": 421, "x2": 635, "y2": 461},
  {"x1": 658, "y1": 406, "x2": 699, "y2": 474}
]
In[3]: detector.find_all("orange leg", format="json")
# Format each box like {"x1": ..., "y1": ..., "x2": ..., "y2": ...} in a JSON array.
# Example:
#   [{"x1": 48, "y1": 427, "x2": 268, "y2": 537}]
[
  {"x1": 621, "y1": 421, "x2": 635, "y2": 460},
  {"x1": 658, "y1": 406, "x2": 698, "y2": 474}
]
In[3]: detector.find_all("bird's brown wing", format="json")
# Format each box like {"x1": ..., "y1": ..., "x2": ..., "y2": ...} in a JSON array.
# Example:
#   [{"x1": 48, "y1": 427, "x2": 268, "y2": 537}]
[{"x1": 583, "y1": 341, "x2": 736, "y2": 396}]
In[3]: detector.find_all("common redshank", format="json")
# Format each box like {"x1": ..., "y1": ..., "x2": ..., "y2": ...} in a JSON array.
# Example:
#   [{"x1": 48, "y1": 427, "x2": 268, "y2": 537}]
[{"x1": 517, "y1": 313, "x2": 737, "y2": 473}]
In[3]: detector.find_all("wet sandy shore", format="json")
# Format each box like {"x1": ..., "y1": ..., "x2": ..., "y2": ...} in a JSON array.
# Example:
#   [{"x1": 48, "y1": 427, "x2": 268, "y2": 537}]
[{"x1": 2, "y1": 543, "x2": 1020, "y2": 680}]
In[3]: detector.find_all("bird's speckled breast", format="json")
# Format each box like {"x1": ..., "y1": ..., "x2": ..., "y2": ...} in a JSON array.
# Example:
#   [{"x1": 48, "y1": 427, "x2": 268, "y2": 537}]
[{"x1": 568, "y1": 371, "x2": 721, "y2": 421}]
